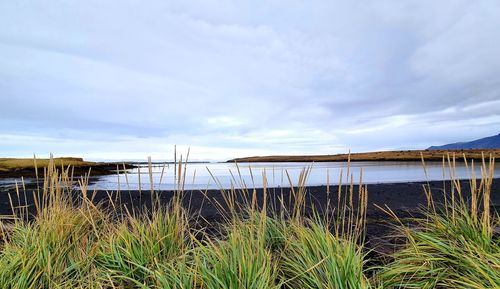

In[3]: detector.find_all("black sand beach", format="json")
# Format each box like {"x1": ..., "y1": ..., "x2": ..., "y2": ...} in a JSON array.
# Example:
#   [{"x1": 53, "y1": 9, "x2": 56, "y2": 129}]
[{"x1": 2, "y1": 179, "x2": 499, "y2": 256}]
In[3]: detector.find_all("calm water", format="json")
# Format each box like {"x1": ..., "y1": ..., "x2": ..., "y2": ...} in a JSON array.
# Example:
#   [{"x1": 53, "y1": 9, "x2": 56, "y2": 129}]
[{"x1": 86, "y1": 161, "x2": 500, "y2": 190}]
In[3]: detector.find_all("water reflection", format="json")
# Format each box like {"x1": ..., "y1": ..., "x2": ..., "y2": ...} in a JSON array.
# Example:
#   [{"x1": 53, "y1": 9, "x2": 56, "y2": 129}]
[{"x1": 87, "y1": 161, "x2": 500, "y2": 190}]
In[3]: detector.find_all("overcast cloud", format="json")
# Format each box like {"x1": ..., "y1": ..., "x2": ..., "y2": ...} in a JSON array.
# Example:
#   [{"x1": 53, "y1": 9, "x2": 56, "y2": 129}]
[{"x1": 1, "y1": 0, "x2": 500, "y2": 160}]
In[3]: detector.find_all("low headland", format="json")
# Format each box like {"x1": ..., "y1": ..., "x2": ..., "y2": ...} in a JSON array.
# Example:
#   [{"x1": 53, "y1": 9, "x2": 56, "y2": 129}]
[
  {"x1": 0, "y1": 157, "x2": 136, "y2": 178},
  {"x1": 228, "y1": 148, "x2": 500, "y2": 162}
]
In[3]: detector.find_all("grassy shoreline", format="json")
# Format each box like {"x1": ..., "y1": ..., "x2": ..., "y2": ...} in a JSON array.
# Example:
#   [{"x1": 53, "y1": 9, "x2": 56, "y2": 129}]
[
  {"x1": 0, "y1": 157, "x2": 135, "y2": 178},
  {"x1": 228, "y1": 149, "x2": 500, "y2": 162}
]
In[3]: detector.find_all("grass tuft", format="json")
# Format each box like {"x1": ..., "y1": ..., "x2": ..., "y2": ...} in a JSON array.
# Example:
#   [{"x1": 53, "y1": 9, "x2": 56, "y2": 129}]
[
  {"x1": 376, "y1": 154, "x2": 500, "y2": 289},
  {"x1": 279, "y1": 218, "x2": 370, "y2": 289}
]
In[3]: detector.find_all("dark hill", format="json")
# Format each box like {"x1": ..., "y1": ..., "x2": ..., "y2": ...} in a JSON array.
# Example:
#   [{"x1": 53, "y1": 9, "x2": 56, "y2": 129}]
[{"x1": 428, "y1": 133, "x2": 500, "y2": 150}]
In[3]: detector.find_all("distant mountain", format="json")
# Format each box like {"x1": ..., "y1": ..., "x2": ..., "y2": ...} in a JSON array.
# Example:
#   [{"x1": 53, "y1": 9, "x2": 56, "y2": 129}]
[{"x1": 428, "y1": 133, "x2": 500, "y2": 150}]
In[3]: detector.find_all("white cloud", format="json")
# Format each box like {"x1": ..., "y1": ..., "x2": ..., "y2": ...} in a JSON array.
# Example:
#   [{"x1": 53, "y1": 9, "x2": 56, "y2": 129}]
[{"x1": 0, "y1": 0, "x2": 499, "y2": 160}]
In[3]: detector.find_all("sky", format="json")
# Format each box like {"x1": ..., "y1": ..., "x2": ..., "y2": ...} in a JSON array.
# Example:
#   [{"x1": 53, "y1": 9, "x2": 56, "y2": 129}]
[{"x1": 1, "y1": 0, "x2": 500, "y2": 161}]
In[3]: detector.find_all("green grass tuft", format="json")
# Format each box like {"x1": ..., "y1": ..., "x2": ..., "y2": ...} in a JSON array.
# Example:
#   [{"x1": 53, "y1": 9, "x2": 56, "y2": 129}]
[{"x1": 376, "y1": 156, "x2": 500, "y2": 289}]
